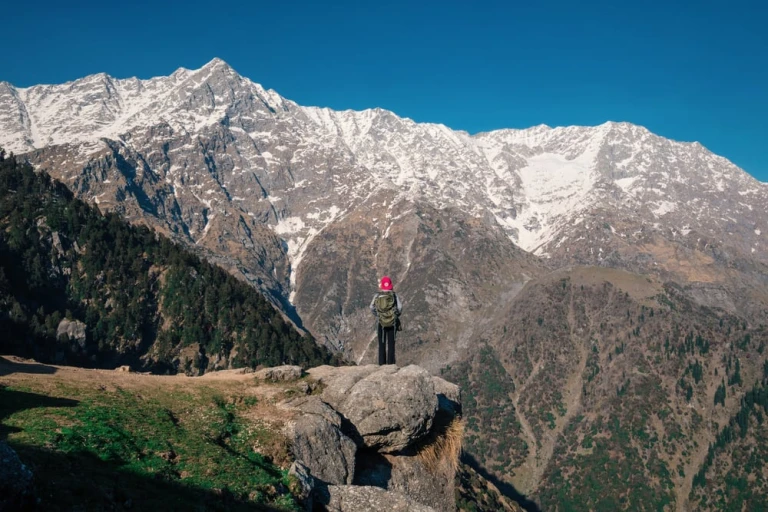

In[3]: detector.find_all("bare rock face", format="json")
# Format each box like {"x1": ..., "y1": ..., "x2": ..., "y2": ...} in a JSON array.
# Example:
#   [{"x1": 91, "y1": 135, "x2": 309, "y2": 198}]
[
  {"x1": 432, "y1": 375, "x2": 462, "y2": 416},
  {"x1": 317, "y1": 484, "x2": 437, "y2": 512},
  {"x1": 354, "y1": 450, "x2": 459, "y2": 512},
  {"x1": 56, "y1": 318, "x2": 86, "y2": 344},
  {"x1": 385, "y1": 454, "x2": 456, "y2": 512},
  {"x1": 283, "y1": 396, "x2": 356, "y2": 485},
  {"x1": 288, "y1": 462, "x2": 315, "y2": 511},
  {"x1": 2, "y1": 60, "x2": 768, "y2": 366},
  {"x1": 291, "y1": 414, "x2": 356, "y2": 485},
  {"x1": 293, "y1": 196, "x2": 544, "y2": 372},
  {"x1": 308, "y1": 364, "x2": 438, "y2": 452},
  {"x1": 0, "y1": 441, "x2": 34, "y2": 511},
  {"x1": 352, "y1": 377, "x2": 462, "y2": 512},
  {"x1": 252, "y1": 365, "x2": 303, "y2": 382}
]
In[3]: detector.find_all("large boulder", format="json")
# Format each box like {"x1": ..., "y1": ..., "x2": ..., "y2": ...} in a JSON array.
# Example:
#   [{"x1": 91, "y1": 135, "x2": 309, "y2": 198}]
[
  {"x1": 308, "y1": 365, "x2": 439, "y2": 453},
  {"x1": 0, "y1": 441, "x2": 34, "y2": 511},
  {"x1": 317, "y1": 484, "x2": 437, "y2": 512},
  {"x1": 56, "y1": 318, "x2": 86, "y2": 345},
  {"x1": 354, "y1": 410, "x2": 463, "y2": 512},
  {"x1": 283, "y1": 396, "x2": 356, "y2": 485}
]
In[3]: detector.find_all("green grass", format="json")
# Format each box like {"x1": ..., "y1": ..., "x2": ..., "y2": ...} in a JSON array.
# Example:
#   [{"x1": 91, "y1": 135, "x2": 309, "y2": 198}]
[{"x1": 0, "y1": 381, "x2": 300, "y2": 511}]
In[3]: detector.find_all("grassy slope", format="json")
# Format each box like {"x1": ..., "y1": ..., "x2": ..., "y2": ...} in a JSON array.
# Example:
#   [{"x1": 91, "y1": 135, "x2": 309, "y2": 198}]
[{"x1": 0, "y1": 356, "x2": 305, "y2": 511}]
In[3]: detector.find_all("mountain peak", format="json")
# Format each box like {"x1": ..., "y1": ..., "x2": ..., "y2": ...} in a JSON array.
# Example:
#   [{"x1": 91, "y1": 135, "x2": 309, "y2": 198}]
[
  {"x1": 199, "y1": 57, "x2": 236, "y2": 74},
  {"x1": 600, "y1": 120, "x2": 651, "y2": 135}
]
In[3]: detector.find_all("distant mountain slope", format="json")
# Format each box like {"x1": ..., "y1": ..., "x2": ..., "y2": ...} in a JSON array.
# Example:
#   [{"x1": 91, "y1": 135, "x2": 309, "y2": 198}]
[
  {"x1": 0, "y1": 59, "x2": 766, "y2": 359},
  {"x1": 444, "y1": 266, "x2": 768, "y2": 510},
  {"x1": 0, "y1": 152, "x2": 334, "y2": 372},
  {"x1": 0, "y1": 59, "x2": 764, "y2": 259}
]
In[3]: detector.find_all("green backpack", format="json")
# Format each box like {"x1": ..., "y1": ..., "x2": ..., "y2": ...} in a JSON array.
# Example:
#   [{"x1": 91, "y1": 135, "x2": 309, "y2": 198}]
[{"x1": 375, "y1": 292, "x2": 398, "y2": 328}]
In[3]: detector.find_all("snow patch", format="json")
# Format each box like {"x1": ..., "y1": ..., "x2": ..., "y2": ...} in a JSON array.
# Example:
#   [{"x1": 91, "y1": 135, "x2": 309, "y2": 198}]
[
  {"x1": 274, "y1": 216, "x2": 305, "y2": 235},
  {"x1": 505, "y1": 150, "x2": 598, "y2": 251},
  {"x1": 615, "y1": 176, "x2": 640, "y2": 193},
  {"x1": 652, "y1": 201, "x2": 677, "y2": 217}
]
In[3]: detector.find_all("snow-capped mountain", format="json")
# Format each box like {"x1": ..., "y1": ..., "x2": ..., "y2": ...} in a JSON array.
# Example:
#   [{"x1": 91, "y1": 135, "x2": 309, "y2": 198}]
[
  {"x1": 1, "y1": 58, "x2": 766, "y2": 359},
  {"x1": 2, "y1": 59, "x2": 764, "y2": 258}
]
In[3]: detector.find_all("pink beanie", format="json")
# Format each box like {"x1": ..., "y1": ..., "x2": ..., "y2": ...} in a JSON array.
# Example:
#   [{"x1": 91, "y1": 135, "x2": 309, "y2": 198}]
[{"x1": 380, "y1": 276, "x2": 393, "y2": 291}]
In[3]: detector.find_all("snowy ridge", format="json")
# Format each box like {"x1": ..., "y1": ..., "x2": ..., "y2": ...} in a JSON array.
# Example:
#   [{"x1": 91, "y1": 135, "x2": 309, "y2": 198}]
[
  {"x1": 1, "y1": 58, "x2": 766, "y2": 267},
  {"x1": 6, "y1": 59, "x2": 290, "y2": 152}
]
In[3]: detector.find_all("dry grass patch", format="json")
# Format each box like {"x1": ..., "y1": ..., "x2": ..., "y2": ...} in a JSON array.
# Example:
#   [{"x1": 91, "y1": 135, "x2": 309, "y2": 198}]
[{"x1": 415, "y1": 415, "x2": 465, "y2": 474}]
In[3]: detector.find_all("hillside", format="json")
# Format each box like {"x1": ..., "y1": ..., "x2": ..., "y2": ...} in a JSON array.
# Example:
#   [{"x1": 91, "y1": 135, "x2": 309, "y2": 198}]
[
  {"x1": 445, "y1": 267, "x2": 768, "y2": 510},
  {"x1": 2, "y1": 356, "x2": 483, "y2": 512},
  {"x1": 0, "y1": 355, "x2": 304, "y2": 511},
  {"x1": 0, "y1": 152, "x2": 334, "y2": 373}
]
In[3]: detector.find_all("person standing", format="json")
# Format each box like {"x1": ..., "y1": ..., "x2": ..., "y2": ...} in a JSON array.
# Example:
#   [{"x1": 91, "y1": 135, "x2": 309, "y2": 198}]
[{"x1": 370, "y1": 276, "x2": 402, "y2": 365}]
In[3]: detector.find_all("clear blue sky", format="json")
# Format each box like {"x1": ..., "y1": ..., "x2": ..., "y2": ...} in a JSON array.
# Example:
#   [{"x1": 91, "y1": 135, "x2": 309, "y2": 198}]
[{"x1": 3, "y1": 0, "x2": 767, "y2": 182}]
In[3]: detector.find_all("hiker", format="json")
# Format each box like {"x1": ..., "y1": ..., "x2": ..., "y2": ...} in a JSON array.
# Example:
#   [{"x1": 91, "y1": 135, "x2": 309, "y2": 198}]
[{"x1": 370, "y1": 276, "x2": 402, "y2": 365}]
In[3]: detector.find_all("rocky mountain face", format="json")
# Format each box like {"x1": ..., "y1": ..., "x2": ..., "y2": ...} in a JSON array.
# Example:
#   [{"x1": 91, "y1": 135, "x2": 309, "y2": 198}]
[
  {"x1": 3, "y1": 59, "x2": 768, "y2": 509},
  {"x1": 4, "y1": 59, "x2": 764, "y2": 360}
]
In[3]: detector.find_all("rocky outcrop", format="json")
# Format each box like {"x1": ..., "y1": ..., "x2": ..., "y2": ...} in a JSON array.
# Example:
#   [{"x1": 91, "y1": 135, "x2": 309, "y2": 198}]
[
  {"x1": 432, "y1": 374, "x2": 462, "y2": 416},
  {"x1": 56, "y1": 319, "x2": 86, "y2": 344},
  {"x1": 0, "y1": 441, "x2": 34, "y2": 511},
  {"x1": 281, "y1": 364, "x2": 461, "y2": 512},
  {"x1": 307, "y1": 364, "x2": 438, "y2": 452},
  {"x1": 288, "y1": 462, "x2": 315, "y2": 510},
  {"x1": 284, "y1": 396, "x2": 356, "y2": 485},
  {"x1": 253, "y1": 365, "x2": 303, "y2": 382}
]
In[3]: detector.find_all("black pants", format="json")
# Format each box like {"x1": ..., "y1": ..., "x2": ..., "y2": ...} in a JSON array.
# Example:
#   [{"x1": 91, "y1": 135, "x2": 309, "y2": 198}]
[{"x1": 378, "y1": 324, "x2": 396, "y2": 365}]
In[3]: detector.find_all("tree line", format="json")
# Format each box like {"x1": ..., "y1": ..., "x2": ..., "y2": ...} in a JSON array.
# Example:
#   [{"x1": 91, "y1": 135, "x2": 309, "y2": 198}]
[{"x1": 0, "y1": 150, "x2": 337, "y2": 372}]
